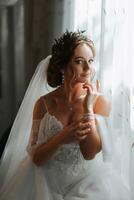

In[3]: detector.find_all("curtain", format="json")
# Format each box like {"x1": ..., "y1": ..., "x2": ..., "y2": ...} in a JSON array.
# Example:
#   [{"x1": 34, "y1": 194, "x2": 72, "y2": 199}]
[
  {"x1": 60, "y1": 0, "x2": 134, "y2": 198},
  {"x1": 0, "y1": 0, "x2": 19, "y2": 6}
]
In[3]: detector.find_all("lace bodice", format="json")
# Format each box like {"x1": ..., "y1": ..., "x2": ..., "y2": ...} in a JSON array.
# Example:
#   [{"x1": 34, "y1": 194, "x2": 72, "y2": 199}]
[
  {"x1": 33, "y1": 112, "x2": 104, "y2": 175},
  {"x1": 37, "y1": 112, "x2": 86, "y2": 164},
  {"x1": 27, "y1": 92, "x2": 103, "y2": 163},
  {"x1": 27, "y1": 109, "x2": 112, "y2": 175}
]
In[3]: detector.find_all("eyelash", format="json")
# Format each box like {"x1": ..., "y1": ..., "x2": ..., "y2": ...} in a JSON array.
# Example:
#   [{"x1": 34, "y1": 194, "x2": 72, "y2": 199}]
[
  {"x1": 89, "y1": 59, "x2": 94, "y2": 64},
  {"x1": 75, "y1": 59, "x2": 94, "y2": 64},
  {"x1": 75, "y1": 60, "x2": 83, "y2": 64}
]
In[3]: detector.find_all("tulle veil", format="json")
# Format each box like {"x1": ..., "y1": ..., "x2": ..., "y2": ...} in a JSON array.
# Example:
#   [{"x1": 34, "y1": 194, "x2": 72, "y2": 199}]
[{"x1": 0, "y1": 55, "x2": 54, "y2": 188}]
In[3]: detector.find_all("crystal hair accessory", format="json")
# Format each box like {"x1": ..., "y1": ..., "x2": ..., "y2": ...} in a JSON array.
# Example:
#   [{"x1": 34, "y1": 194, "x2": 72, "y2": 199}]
[{"x1": 62, "y1": 71, "x2": 64, "y2": 85}]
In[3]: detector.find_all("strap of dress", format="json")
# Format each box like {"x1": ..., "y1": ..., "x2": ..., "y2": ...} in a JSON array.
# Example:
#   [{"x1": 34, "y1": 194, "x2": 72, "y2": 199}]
[{"x1": 41, "y1": 96, "x2": 49, "y2": 113}]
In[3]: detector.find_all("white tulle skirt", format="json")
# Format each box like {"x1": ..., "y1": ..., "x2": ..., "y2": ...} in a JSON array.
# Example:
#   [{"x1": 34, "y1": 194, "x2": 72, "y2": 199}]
[{"x1": 0, "y1": 152, "x2": 130, "y2": 200}]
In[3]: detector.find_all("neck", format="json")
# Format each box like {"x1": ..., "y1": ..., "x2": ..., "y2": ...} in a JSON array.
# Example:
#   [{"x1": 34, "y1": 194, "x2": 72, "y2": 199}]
[{"x1": 60, "y1": 83, "x2": 86, "y2": 103}]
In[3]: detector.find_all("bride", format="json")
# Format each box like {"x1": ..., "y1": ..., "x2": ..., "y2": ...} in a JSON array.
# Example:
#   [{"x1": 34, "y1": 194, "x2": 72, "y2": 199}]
[{"x1": 0, "y1": 31, "x2": 131, "y2": 199}]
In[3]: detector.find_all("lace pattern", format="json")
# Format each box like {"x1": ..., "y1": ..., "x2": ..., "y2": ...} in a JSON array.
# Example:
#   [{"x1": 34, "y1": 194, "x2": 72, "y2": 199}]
[
  {"x1": 34, "y1": 113, "x2": 101, "y2": 175},
  {"x1": 39, "y1": 113, "x2": 81, "y2": 160},
  {"x1": 27, "y1": 111, "x2": 111, "y2": 176},
  {"x1": 27, "y1": 119, "x2": 42, "y2": 153}
]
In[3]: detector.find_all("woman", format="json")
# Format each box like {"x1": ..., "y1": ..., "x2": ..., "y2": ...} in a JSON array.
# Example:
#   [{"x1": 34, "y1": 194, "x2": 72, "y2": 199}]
[{"x1": 0, "y1": 31, "x2": 130, "y2": 199}]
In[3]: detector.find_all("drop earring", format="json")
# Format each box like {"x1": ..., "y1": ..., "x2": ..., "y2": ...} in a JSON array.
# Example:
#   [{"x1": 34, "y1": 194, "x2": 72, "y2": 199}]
[{"x1": 61, "y1": 71, "x2": 64, "y2": 84}]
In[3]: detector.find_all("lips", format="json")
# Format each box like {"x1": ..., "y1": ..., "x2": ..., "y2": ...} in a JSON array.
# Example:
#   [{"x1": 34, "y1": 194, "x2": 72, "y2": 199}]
[
  {"x1": 77, "y1": 75, "x2": 90, "y2": 83},
  {"x1": 81, "y1": 73, "x2": 90, "y2": 77}
]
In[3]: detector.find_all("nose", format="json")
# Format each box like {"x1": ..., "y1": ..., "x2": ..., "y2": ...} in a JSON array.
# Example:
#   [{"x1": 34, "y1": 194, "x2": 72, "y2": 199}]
[{"x1": 83, "y1": 61, "x2": 91, "y2": 71}]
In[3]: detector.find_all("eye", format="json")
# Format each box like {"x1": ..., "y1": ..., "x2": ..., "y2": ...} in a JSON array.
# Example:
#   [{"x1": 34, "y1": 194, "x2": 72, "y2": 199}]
[
  {"x1": 89, "y1": 58, "x2": 94, "y2": 64},
  {"x1": 74, "y1": 59, "x2": 84, "y2": 65}
]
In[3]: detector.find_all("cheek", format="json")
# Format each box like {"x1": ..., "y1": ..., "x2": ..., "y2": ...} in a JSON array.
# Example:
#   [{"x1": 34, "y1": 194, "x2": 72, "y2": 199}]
[
  {"x1": 66, "y1": 66, "x2": 83, "y2": 80},
  {"x1": 65, "y1": 68, "x2": 76, "y2": 79},
  {"x1": 70, "y1": 67, "x2": 79, "y2": 78},
  {"x1": 74, "y1": 67, "x2": 82, "y2": 75}
]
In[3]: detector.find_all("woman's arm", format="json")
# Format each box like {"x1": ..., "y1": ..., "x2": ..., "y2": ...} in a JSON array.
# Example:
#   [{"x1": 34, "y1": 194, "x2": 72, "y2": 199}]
[
  {"x1": 31, "y1": 129, "x2": 67, "y2": 166},
  {"x1": 28, "y1": 96, "x2": 66, "y2": 166},
  {"x1": 29, "y1": 97, "x2": 90, "y2": 166},
  {"x1": 79, "y1": 95, "x2": 111, "y2": 160}
]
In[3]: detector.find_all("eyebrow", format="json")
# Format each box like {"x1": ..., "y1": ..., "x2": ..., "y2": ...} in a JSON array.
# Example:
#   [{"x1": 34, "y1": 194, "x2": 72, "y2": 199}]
[{"x1": 74, "y1": 56, "x2": 94, "y2": 60}]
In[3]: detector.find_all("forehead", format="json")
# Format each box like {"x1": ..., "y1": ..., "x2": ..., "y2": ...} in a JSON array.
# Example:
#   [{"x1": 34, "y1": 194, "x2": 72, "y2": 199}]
[{"x1": 73, "y1": 43, "x2": 93, "y2": 58}]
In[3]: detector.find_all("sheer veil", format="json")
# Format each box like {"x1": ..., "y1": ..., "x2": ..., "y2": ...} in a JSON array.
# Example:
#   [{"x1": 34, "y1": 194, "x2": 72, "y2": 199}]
[{"x1": 0, "y1": 55, "x2": 53, "y2": 187}]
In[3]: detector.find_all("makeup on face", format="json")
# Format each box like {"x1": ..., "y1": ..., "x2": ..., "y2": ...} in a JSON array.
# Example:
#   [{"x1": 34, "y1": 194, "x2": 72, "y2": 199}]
[{"x1": 70, "y1": 44, "x2": 95, "y2": 83}]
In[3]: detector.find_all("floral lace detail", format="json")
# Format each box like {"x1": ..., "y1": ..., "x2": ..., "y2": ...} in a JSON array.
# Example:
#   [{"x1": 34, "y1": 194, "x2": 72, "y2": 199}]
[
  {"x1": 39, "y1": 113, "x2": 63, "y2": 143},
  {"x1": 27, "y1": 119, "x2": 42, "y2": 153},
  {"x1": 38, "y1": 112, "x2": 91, "y2": 174}
]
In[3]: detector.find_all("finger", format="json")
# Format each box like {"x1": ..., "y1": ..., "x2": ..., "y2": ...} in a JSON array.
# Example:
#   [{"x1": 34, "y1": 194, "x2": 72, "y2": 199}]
[
  {"x1": 83, "y1": 83, "x2": 93, "y2": 90},
  {"x1": 83, "y1": 84, "x2": 93, "y2": 94},
  {"x1": 79, "y1": 122, "x2": 91, "y2": 130},
  {"x1": 77, "y1": 128, "x2": 91, "y2": 137},
  {"x1": 73, "y1": 118, "x2": 87, "y2": 125},
  {"x1": 68, "y1": 120, "x2": 80, "y2": 130},
  {"x1": 70, "y1": 120, "x2": 83, "y2": 131},
  {"x1": 74, "y1": 120, "x2": 91, "y2": 129},
  {"x1": 78, "y1": 135, "x2": 87, "y2": 141},
  {"x1": 96, "y1": 79, "x2": 100, "y2": 92},
  {"x1": 74, "y1": 132, "x2": 87, "y2": 141}
]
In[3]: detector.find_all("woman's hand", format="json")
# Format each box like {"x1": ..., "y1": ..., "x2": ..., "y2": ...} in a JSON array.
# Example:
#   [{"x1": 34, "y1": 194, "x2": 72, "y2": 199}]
[
  {"x1": 83, "y1": 80, "x2": 100, "y2": 113},
  {"x1": 61, "y1": 119, "x2": 92, "y2": 144}
]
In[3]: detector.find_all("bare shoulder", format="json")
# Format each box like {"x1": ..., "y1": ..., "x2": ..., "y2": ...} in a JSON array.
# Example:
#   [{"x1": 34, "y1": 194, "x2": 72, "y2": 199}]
[
  {"x1": 39, "y1": 88, "x2": 58, "y2": 113},
  {"x1": 33, "y1": 96, "x2": 47, "y2": 119},
  {"x1": 94, "y1": 94, "x2": 111, "y2": 117},
  {"x1": 33, "y1": 89, "x2": 57, "y2": 119}
]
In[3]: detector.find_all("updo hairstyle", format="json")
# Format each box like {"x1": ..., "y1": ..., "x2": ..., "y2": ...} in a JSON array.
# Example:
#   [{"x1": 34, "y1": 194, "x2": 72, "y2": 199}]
[{"x1": 47, "y1": 30, "x2": 95, "y2": 87}]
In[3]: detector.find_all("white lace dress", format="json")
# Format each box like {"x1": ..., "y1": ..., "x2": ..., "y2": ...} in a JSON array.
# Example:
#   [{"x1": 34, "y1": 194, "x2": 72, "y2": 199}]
[{"x1": 0, "y1": 113, "x2": 131, "y2": 200}]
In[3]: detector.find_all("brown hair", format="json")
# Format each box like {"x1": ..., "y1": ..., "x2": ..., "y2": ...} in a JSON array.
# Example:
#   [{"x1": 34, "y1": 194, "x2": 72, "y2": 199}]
[{"x1": 47, "y1": 30, "x2": 95, "y2": 87}]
